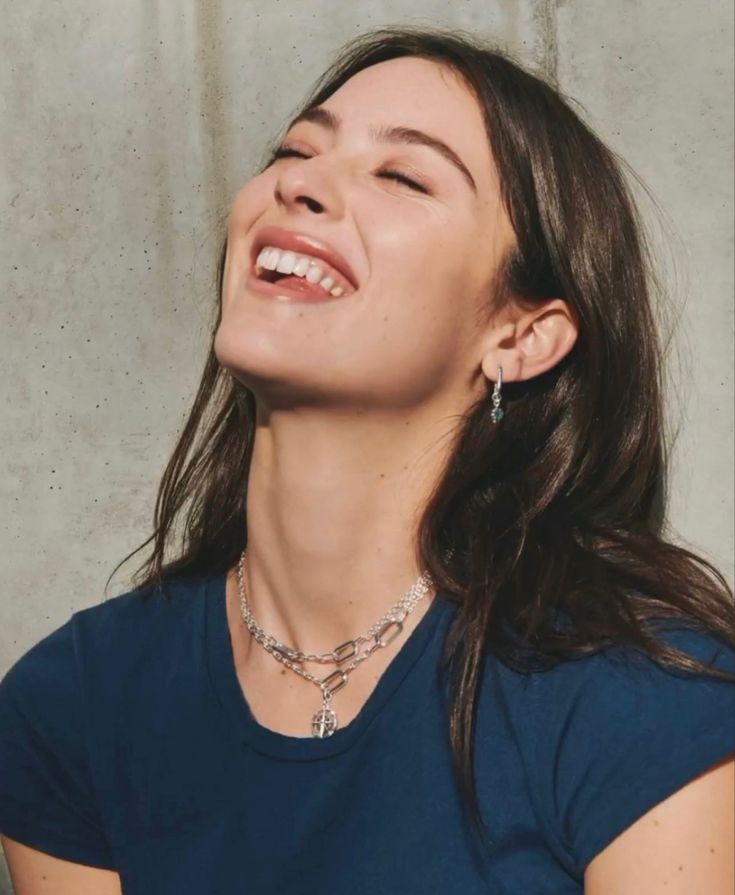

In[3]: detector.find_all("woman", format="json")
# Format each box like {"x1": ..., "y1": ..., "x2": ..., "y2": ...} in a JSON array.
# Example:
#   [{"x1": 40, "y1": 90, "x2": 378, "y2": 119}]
[{"x1": 1, "y1": 25, "x2": 733, "y2": 895}]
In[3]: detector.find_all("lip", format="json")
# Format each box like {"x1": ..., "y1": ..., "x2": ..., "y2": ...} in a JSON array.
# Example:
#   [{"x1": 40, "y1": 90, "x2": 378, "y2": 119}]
[
  {"x1": 249, "y1": 225, "x2": 359, "y2": 292},
  {"x1": 246, "y1": 270, "x2": 346, "y2": 303}
]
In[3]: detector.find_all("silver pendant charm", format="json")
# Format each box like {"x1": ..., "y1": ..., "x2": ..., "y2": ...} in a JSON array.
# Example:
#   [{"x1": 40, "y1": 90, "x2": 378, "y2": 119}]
[{"x1": 312, "y1": 706, "x2": 338, "y2": 738}]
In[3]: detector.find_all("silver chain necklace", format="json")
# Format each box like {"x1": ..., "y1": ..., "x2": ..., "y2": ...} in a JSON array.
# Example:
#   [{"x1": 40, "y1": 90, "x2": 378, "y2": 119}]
[{"x1": 236, "y1": 549, "x2": 436, "y2": 738}]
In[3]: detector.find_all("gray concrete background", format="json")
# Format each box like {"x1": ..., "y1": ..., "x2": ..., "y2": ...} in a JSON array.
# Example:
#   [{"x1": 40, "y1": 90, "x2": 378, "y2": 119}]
[{"x1": 0, "y1": 1, "x2": 733, "y2": 885}]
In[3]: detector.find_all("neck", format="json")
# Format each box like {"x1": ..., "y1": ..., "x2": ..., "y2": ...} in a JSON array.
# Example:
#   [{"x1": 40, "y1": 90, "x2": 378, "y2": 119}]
[{"x1": 235, "y1": 397, "x2": 462, "y2": 657}]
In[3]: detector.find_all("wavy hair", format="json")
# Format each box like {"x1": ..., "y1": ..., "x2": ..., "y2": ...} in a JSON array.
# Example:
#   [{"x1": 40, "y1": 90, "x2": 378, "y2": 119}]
[{"x1": 107, "y1": 26, "x2": 735, "y2": 851}]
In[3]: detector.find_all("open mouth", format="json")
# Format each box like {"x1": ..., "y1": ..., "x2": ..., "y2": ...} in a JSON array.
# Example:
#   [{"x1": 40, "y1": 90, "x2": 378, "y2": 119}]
[
  {"x1": 251, "y1": 247, "x2": 355, "y2": 299},
  {"x1": 249, "y1": 225, "x2": 360, "y2": 297}
]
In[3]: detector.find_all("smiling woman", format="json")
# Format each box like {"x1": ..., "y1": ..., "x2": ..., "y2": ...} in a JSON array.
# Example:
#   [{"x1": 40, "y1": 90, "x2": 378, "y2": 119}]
[{"x1": 1, "y1": 23, "x2": 733, "y2": 895}]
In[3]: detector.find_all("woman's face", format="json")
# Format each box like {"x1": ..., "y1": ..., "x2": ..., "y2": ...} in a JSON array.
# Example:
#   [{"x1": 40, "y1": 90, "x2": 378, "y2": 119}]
[{"x1": 215, "y1": 56, "x2": 516, "y2": 411}]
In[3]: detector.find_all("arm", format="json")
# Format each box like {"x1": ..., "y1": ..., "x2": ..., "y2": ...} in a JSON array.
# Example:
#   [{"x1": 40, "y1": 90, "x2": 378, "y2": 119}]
[
  {"x1": 2, "y1": 835, "x2": 122, "y2": 895},
  {"x1": 585, "y1": 753, "x2": 734, "y2": 894}
]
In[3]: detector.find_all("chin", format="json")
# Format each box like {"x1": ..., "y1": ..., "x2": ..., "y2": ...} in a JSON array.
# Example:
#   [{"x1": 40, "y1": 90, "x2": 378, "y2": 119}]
[{"x1": 213, "y1": 320, "x2": 308, "y2": 395}]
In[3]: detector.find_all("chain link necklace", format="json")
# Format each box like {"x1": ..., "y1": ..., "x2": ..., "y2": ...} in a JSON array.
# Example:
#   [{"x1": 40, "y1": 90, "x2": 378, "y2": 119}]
[{"x1": 236, "y1": 548, "x2": 437, "y2": 738}]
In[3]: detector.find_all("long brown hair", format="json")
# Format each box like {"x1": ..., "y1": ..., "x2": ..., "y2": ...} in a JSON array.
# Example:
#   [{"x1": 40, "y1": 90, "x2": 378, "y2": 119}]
[{"x1": 106, "y1": 26, "x2": 735, "y2": 851}]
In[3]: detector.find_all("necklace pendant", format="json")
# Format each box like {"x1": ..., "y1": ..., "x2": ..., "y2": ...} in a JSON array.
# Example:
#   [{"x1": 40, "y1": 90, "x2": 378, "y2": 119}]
[{"x1": 312, "y1": 705, "x2": 338, "y2": 738}]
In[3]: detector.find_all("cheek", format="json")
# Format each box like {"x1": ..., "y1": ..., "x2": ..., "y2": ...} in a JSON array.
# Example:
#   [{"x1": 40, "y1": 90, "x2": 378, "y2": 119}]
[
  {"x1": 227, "y1": 179, "x2": 270, "y2": 238},
  {"x1": 366, "y1": 222, "x2": 475, "y2": 330},
  {"x1": 222, "y1": 179, "x2": 274, "y2": 298}
]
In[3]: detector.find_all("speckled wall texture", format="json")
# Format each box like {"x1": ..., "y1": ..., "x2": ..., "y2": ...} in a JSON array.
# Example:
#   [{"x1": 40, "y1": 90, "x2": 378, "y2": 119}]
[{"x1": 0, "y1": 1, "x2": 732, "y2": 876}]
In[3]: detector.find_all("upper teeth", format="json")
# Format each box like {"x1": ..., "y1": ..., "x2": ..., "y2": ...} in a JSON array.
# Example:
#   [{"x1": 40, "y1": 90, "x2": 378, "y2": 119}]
[{"x1": 255, "y1": 246, "x2": 350, "y2": 297}]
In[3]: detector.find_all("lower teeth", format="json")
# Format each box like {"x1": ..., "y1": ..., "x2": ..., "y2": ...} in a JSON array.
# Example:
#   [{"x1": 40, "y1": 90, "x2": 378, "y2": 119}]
[
  {"x1": 257, "y1": 268, "x2": 345, "y2": 296},
  {"x1": 275, "y1": 275, "x2": 324, "y2": 291}
]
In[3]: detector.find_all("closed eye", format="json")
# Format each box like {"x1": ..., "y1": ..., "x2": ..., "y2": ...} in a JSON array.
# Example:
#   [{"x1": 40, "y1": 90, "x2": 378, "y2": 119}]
[{"x1": 270, "y1": 146, "x2": 429, "y2": 194}]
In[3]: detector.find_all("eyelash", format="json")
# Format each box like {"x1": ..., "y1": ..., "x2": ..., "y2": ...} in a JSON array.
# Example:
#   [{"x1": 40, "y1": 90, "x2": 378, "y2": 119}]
[{"x1": 271, "y1": 146, "x2": 429, "y2": 194}]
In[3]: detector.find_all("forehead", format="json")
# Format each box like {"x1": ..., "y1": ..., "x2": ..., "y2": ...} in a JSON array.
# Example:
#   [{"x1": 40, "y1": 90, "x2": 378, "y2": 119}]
[{"x1": 309, "y1": 57, "x2": 498, "y2": 193}]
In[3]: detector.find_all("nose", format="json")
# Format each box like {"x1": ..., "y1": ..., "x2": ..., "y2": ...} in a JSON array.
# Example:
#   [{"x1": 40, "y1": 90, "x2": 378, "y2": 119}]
[{"x1": 274, "y1": 156, "x2": 345, "y2": 218}]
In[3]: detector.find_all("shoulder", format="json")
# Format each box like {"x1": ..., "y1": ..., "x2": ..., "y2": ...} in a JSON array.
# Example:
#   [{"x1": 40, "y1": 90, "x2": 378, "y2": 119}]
[
  {"x1": 524, "y1": 621, "x2": 734, "y2": 724},
  {"x1": 1, "y1": 568, "x2": 214, "y2": 719},
  {"x1": 0, "y1": 572, "x2": 217, "y2": 868},
  {"x1": 481, "y1": 623, "x2": 735, "y2": 881},
  {"x1": 72, "y1": 571, "x2": 213, "y2": 645}
]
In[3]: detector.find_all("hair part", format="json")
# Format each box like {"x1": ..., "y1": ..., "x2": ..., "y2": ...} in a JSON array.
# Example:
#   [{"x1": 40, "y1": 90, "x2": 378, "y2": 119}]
[{"x1": 106, "y1": 25, "x2": 735, "y2": 854}]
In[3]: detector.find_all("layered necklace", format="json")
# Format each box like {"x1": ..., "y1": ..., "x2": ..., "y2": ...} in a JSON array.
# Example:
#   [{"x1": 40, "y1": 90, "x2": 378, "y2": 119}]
[{"x1": 235, "y1": 548, "x2": 438, "y2": 738}]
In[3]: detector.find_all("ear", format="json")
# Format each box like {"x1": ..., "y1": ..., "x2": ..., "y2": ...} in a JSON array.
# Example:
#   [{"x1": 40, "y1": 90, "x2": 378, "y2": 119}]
[{"x1": 480, "y1": 298, "x2": 579, "y2": 383}]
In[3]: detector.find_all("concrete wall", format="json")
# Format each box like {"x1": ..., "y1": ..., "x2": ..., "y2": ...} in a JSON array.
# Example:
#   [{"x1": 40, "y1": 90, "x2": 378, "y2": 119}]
[{"x1": 0, "y1": 1, "x2": 732, "y2": 885}]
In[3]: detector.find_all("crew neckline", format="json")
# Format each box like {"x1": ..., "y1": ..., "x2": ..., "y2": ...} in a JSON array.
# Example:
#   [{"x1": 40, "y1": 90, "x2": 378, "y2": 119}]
[{"x1": 204, "y1": 570, "x2": 454, "y2": 761}]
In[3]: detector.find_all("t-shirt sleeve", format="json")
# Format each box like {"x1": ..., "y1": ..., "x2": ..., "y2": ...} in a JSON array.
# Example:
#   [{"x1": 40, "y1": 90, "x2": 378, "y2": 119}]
[
  {"x1": 526, "y1": 624, "x2": 735, "y2": 879},
  {"x1": 0, "y1": 615, "x2": 115, "y2": 870}
]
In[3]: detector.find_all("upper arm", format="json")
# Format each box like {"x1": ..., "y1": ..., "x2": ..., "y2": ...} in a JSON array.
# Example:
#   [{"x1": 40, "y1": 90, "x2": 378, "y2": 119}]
[
  {"x1": 525, "y1": 625, "x2": 735, "y2": 882},
  {"x1": 584, "y1": 753, "x2": 734, "y2": 894},
  {"x1": 1, "y1": 835, "x2": 122, "y2": 895}
]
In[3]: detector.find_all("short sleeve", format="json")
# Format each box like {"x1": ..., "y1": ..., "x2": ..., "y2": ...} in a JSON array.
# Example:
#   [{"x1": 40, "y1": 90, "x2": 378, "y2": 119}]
[
  {"x1": 528, "y1": 625, "x2": 735, "y2": 878},
  {"x1": 0, "y1": 617, "x2": 115, "y2": 869}
]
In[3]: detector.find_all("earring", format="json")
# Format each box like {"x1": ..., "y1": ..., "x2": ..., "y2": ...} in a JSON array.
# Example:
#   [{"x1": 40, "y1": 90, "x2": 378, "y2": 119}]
[{"x1": 490, "y1": 365, "x2": 504, "y2": 423}]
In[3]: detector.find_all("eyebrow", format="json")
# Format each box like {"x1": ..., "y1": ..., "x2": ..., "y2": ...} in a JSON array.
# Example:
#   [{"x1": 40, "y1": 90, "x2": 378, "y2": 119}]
[{"x1": 286, "y1": 105, "x2": 478, "y2": 194}]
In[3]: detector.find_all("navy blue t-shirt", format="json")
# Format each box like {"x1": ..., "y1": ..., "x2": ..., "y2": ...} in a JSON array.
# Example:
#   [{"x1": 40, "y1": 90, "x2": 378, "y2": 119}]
[{"x1": 1, "y1": 571, "x2": 733, "y2": 893}]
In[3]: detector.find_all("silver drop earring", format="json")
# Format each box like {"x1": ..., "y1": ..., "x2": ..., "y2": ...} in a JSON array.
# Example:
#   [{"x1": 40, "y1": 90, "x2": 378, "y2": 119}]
[{"x1": 490, "y1": 365, "x2": 504, "y2": 423}]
